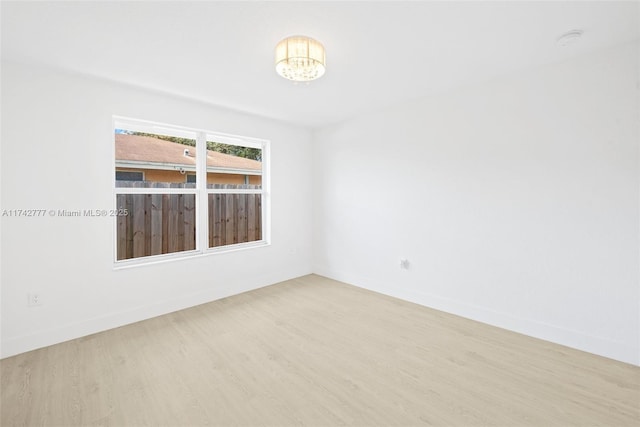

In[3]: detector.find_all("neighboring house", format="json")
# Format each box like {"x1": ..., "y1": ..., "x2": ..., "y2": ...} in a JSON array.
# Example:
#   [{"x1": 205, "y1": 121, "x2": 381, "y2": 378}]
[{"x1": 115, "y1": 134, "x2": 262, "y2": 185}]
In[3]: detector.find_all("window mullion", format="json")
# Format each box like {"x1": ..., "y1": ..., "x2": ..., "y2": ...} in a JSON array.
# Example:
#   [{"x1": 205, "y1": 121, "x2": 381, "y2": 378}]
[{"x1": 196, "y1": 131, "x2": 208, "y2": 252}]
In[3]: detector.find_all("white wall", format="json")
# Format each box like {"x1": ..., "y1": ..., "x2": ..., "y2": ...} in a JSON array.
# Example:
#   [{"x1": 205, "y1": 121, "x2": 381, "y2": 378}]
[
  {"x1": 313, "y1": 42, "x2": 640, "y2": 365},
  {"x1": 0, "y1": 61, "x2": 313, "y2": 358}
]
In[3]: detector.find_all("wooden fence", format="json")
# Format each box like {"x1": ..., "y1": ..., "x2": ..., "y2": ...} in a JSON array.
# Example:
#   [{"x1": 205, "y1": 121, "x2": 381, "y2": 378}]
[
  {"x1": 116, "y1": 182, "x2": 261, "y2": 260},
  {"x1": 208, "y1": 192, "x2": 262, "y2": 249}
]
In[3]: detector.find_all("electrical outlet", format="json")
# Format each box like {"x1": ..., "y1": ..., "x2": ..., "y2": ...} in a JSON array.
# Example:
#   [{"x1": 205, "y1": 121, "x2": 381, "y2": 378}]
[{"x1": 27, "y1": 292, "x2": 42, "y2": 307}]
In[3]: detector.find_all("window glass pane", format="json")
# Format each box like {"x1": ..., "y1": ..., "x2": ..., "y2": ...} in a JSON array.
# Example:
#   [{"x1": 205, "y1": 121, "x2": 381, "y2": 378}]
[
  {"x1": 205, "y1": 140, "x2": 262, "y2": 188},
  {"x1": 116, "y1": 193, "x2": 196, "y2": 260},
  {"x1": 208, "y1": 193, "x2": 262, "y2": 248},
  {"x1": 115, "y1": 129, "x2": 197, "y2": 187}
]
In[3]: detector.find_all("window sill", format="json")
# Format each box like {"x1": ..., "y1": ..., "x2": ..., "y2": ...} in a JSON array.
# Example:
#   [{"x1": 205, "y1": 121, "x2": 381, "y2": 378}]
[{"x1": 113, "y1": 240, "x2": 270, "y2": 270}]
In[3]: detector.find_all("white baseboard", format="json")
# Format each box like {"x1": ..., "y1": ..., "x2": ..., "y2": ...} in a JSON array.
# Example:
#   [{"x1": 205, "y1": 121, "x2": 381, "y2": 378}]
[
  {"x1": 1, "y1": 270, "x2": 310, "y2": 359},
  {"x1": 313, "y1": 266, "x2": 639, "y2": 367},
  {"x1": 5, "y1": 266, "x2": 636, "y2": 366}
]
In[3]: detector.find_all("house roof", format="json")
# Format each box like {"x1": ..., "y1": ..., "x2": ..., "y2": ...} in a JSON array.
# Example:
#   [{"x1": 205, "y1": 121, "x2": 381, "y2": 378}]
[{"x1": 115, "y1": 134, "x2": 261, "y2": 173}]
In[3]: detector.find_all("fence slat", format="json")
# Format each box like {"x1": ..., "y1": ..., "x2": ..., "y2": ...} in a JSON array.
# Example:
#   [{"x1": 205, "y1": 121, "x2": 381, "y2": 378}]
[
  {"x1": 168, "y1": 193, "x2": 179, "y2": 252},
  {"x1": 238, "y1": 193, "x2": 247, "y2": 243},
  {"x1": 184, "y1": 194, "x2": 195, "y2": 251},
  {"x1": 218, "y1": 194, "x2": 225, "y2": 247},
  {"x1": 144, "y1": 194, "x2": 152, "y2": 255},
  {"x1": 247, "y1": 194, "x2": 256, "y2": 242},
  {"x1": 150, "y1": 194, "x2": 163, "y2": 255},
  {"x1": 233, "y1": 194, "x2": 247, "y2": 243},
  {"x1": 208, "y1": 195, "x2": 215, "y2": 247},
  {"x1": 255, "y1": 194, "x2": 262, "y2": 241},
  {"x1": 132, "y1": 194, "x2": 146, "y2": 258},
  {"x1": 162, "y1": 194, "x2": 169, "y2": 254},
  {"x1": 177, "y1": 194, "x2": 185, "y2": 252},
  {"x1": 116, "y1": 194, "x2": 128, "y2": 260},
  {"x1": 225, "y1": 192, "x2": 235, "y2": 245},
  {"x1": 125, "y1": 195, "x2": 134, "y2": 259}
]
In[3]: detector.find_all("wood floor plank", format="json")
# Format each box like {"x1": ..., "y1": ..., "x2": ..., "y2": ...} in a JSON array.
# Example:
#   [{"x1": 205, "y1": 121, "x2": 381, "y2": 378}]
[{"x1": 1, "y1": 274, "x2": 638, "y2": 426}]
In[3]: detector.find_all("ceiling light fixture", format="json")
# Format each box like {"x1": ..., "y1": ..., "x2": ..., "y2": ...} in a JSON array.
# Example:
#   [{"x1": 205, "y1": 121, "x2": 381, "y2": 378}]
[
  {"x1": 275, "y1": 35, "x2": 326, "y2": 82},
  {"x1": 556, "y1": 29, "x2": 583, "y2": 47}
]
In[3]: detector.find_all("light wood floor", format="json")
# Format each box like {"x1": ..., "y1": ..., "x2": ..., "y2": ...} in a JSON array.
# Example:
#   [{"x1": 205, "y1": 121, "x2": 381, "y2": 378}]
[{"x1": 1, "y1": 274, "x2": 639, "y2": 426}]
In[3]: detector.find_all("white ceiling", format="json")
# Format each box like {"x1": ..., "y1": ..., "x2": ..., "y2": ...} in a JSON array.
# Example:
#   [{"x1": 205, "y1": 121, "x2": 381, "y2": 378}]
[{"x1": 2, "y1": 1, "x2": 638, "y2": 129}]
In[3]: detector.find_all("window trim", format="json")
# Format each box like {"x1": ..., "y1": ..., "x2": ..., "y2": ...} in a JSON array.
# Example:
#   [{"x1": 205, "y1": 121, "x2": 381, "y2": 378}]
[{"x1": 112, "y1": 116, "x2": 270, "y2": 269}]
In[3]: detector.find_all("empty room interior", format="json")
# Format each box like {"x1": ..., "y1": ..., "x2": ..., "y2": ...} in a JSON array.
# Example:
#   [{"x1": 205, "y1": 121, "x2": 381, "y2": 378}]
[{"x1": 1, "y1": 1, "x2": 639, "y2": 426}]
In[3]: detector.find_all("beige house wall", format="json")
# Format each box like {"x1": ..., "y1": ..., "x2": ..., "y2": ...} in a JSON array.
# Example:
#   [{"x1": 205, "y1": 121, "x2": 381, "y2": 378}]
[{"x1": 116, "y1": 168, "x2": 262, "y2": 185}]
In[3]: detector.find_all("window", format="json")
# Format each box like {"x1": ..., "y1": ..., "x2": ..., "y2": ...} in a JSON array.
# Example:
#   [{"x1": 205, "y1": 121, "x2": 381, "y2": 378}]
[
  {"x1": 115, "y1": 171, "x2": 144, "y2": 181},
  {"x1": 204, "y1": 138, "x2": 264, "y2": 249},
  {"x1": 113, "y1": 117, "x2": 269, "y2": 265}
]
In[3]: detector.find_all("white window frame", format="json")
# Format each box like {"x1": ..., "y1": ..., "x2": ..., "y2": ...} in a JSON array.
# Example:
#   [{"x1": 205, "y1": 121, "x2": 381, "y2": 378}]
[{"x1": 113, "y1": 116, "x2": 270, "y2": 268}]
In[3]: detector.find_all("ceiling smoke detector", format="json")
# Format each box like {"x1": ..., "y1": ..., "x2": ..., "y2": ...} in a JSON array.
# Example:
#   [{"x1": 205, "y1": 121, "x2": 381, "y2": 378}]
[{"x1": 556, "y1": 30, "x2": 583, "y2": 47}]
